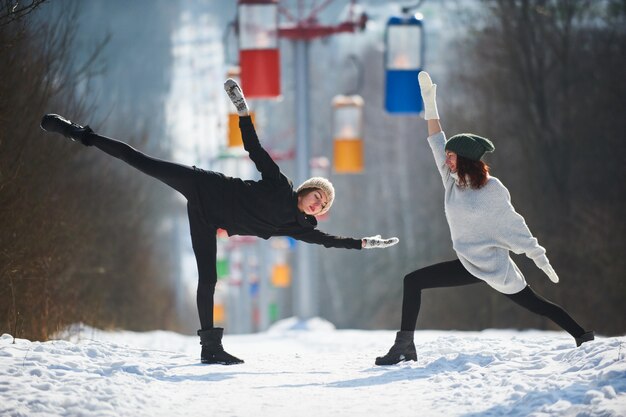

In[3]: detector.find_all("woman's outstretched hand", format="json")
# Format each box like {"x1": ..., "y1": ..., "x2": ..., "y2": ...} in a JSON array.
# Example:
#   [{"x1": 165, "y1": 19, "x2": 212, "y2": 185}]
[
  {"x1": 541, "y1": 264, "x2": 560, "y2": 283},
  {"x1": 418, "y1": 71, "x2": 439, "y2": 120},
  {"x1": 361, "y1": 235, "x2": 399, "y2": 249}
]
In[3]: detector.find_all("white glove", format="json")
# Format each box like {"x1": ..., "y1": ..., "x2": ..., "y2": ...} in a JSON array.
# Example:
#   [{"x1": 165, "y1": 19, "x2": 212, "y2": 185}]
[
  {"x1": 224, "y1": 78, "x2": 250, "y2": 116},
  {"x1": 541, "y1": 264, "x2": 560, "y2": 283},
  {"x1": 362, "y1": 235, "x2": 399, "y2": 249},
  {"x1": 418, "y1": 71, "x2": 439, "y2": 120}
]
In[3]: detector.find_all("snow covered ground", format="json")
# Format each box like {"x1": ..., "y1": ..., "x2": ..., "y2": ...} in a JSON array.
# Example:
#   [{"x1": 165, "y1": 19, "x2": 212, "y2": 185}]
[{"x1": 1, "y1": 319, "x2": 625, "y2": 417}]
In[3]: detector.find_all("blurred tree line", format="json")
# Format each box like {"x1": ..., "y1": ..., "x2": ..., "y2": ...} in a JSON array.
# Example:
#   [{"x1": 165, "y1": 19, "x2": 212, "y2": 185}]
[
  {"x1": 443, "y1": 0, "x2": 626, "y2": 335},
  {"x1": 1, "y1": 0, "x2": 623, "y2": 341},
  {"x1": 0, "y1": 1, "x2": 182, "y2": 341},
  {"x1": 316, "y1": 0, "x2": 625, "y2": 336}
]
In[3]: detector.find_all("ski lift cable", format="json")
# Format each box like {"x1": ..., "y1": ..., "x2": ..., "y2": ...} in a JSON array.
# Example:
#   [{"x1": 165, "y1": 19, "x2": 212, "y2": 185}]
[
  {"x1": 278, "y1": 4, "x2": 298, "y2": 23},
  {"x1": 344, "y1": 54, "x2": 364, "y2": 96},
  {"x1": 401, "y1": 0, "x2": 426, "y2": 14},
  {"x1": 222, "y1": 19, "x2": 238, "y2": 66}
]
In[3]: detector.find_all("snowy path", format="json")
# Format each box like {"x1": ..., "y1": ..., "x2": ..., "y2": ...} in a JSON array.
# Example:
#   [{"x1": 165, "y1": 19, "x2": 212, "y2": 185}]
[{"x1": 1, "y1": 324, "x2": 625, "y2": 417}]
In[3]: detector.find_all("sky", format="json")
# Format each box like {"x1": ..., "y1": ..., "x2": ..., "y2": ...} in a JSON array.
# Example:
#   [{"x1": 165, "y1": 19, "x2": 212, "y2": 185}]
[{"x1": 2, "y1": 320, "x2": 625, "y2": 417}]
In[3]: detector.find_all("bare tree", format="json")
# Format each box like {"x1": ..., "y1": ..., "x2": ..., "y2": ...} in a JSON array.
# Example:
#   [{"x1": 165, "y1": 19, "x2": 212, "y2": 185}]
[
  {"x1": 0, "y1": 0, "x2": 47, "y2": 26},
  {"x1": 0, "y1": 2, "x2": 180, "y2": 341}
]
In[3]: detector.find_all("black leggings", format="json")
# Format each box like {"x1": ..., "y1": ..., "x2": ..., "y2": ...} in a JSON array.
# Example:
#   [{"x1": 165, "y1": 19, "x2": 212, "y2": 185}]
[
  {"x1": 90, "y1": 133, "x2": 218, "y2": 330},
  {"x1": 400, "y1": 259, "x2": 586, "y2": 337}
]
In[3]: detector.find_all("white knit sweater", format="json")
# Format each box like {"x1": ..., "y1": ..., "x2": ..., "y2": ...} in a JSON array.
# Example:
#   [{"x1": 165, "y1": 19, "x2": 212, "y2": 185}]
[{"x1": 428, "y1": 132, "x2": 550, "y2": 294}]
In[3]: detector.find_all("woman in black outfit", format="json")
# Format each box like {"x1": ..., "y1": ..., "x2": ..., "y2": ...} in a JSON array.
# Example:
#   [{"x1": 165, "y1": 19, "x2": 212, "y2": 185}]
[{"x1": 41, "y1": 79, "x2": 398, "y2": 365}]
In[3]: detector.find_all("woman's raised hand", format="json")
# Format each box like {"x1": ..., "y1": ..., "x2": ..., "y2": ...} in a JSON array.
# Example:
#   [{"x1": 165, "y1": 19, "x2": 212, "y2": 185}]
[
  {"x1": 361, "y1": 235, "x2": 400, "y2": 249},
  {"x1": 418, "y1": 71, "x2": 439, "y2": 120}
]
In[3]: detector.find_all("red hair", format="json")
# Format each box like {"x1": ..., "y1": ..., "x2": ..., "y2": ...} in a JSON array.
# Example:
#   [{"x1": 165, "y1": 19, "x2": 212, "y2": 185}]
[{"x1": 455, "y1": 156, "x2": 490, "y2": 189}]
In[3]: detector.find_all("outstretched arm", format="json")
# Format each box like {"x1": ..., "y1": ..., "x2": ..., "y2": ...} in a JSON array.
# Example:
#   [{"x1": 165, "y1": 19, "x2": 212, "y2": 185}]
[
  {"x1": 286, "y1": 229, "x2": 399, "y2": 250},
  {"x1": 419, "y1": 71, "x2": 453, "y2": 187},
  {"x1": 239, "y1": 116, "x2": 283, "y2": 182},
  {"x1": 287, "y1": 229, "x2": 362, "y2": 249},
  {"x1": 224, "y1": 79, "x2": 286, "y2": 183},
  {"x1": 495, "y1": 187, "x2": 559, "y2": 283}
]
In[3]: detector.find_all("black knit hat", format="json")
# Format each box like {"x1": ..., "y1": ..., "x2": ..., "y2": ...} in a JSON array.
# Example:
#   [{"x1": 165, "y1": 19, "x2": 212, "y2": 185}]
[{"x1": 445, "y1": 133, "x2": 495, "y2": 161}]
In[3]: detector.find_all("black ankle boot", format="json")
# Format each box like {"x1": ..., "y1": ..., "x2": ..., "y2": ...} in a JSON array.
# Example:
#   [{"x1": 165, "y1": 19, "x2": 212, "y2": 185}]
[
  {"x1": 575, "y1": 331, "x2": 594, "y2": 347},
  {"x1": 198, "y1": 328, "x2": 244, "y2": 365},
  {"x1": 375, "y1": 331, "x2": 417, "y2": 366},
  {"x1": 40, "y1": 114, "x2": 94, "y2": 146}
]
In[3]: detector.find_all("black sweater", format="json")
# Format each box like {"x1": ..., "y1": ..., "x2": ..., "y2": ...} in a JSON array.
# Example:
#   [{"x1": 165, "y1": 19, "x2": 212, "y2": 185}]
[{"x1": 194, "y1": 116, "x2": 361, "y2": 250}]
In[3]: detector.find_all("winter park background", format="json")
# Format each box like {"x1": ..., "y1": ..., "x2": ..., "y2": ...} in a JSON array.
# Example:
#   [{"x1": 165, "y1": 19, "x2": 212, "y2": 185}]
[{"x1": 1, "y1": 1, "x2": 625, "y2": 416}]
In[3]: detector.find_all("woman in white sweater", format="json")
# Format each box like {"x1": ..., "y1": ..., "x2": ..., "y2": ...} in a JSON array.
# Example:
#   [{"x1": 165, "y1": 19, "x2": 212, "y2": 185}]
[{"x1": 375, "y1": 72, "x2": 594, "y2": 366}]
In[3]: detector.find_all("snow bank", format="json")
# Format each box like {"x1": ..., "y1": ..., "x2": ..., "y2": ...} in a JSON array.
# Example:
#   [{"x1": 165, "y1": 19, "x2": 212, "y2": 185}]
[{"x1": 1, "y1": 327, "x2": 625, "y2": 417}]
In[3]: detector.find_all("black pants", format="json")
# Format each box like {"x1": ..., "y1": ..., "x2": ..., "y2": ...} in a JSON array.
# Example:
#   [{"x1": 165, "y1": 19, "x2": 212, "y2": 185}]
[
  {"x1": 90, "y1": 133, "x2": 218, "y2": 330},
  {"x1": 400, "y1": 259, "x2": 585, "y2": 337}
]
